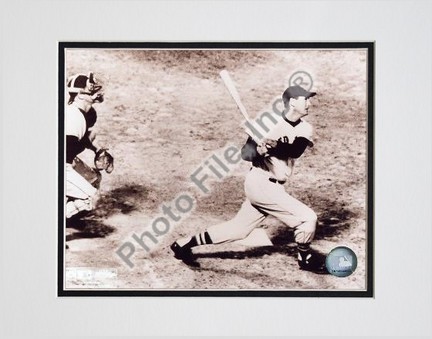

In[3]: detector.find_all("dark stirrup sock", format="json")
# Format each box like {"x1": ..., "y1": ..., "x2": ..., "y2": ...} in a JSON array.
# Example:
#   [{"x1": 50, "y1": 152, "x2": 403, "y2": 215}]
[
  {"x1": 185, "y1": 231, "x2": 213, "y2": 249},
  {"x1": 297, "y1": 243, "x2": 311, "y2": 259},
  {"x1": 297, "y1": 243, "x2": 311, "y2": 252}
]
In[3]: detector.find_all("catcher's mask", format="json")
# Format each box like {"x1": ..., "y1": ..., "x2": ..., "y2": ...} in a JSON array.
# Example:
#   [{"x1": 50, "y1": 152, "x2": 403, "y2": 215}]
[{"x1": 67, "y1": 72, "x2": 104, "y2": 104}]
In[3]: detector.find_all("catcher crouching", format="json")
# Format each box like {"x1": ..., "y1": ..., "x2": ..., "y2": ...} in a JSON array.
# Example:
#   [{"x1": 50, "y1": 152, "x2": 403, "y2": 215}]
[{"x1": 65, "y1": 72, "x2": 114, "y2": 219}]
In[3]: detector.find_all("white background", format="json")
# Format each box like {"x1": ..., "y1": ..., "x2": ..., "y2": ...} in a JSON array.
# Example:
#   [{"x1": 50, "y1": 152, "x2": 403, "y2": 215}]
[{"x1": 1, "y1": 0, "x2": 431, "y2": 337}]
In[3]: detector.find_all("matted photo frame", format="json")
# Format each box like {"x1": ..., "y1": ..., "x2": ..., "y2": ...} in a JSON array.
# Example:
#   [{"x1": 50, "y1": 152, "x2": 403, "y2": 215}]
[{"x1": 58, "y1": 42, "x2": 374, "y2": 297}]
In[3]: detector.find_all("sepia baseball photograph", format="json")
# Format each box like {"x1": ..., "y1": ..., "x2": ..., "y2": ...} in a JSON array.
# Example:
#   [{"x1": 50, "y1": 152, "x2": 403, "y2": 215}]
[
  {"x1": 59, "y1": 42, "x2": 373, "y2": 296},
  {"x1": 3, "y1": 0, "x2": 432, "y2": 336}
]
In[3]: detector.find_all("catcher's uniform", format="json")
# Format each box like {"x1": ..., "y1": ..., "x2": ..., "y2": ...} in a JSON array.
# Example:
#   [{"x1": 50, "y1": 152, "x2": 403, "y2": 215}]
[
  {"x1": 65, "y1": 104, "x2": 99, "y2": 218},
  {"x1": 207, "y1": 115, "x2": 317, "y2": 245}
]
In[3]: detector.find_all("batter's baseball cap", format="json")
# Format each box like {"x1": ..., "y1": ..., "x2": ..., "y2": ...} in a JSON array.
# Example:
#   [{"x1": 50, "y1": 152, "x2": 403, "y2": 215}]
[{"x1": 282, "y1": 85, "x2": 316, "y2": 102}]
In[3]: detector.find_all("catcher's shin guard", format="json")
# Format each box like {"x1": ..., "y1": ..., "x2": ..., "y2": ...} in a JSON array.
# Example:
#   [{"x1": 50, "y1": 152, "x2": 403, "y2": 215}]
[{"x1": 66, "y1": 198, "x2": 93, "y2": 218}]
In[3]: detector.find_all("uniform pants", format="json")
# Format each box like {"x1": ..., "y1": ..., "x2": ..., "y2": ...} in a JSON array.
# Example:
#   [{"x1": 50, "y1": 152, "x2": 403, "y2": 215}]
[
  {"x1": 65, "y1": 163, "x2": 98, "y2": 218},
  {"x1": 207, "y1": 167, "x2": 317, "y2": 244},
  {"x1": 66, "y1": 163, "x2": 98, "y2": 199}
]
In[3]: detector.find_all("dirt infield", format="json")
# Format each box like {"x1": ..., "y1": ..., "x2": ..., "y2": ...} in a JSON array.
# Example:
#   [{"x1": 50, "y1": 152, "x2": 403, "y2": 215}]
[{"x1": 64, "y1": 48, "x2": 368, "y2": 290}]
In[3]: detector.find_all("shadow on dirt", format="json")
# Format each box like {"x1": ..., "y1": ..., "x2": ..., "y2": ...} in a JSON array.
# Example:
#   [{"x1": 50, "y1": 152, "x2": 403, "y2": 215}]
[
  {"x1": 66, "y1": 183, "x2": 149, "y2": 242},
  {"x1": 90, "y1": 184, "x2": 150, "y2": 219},
  {"x1": 194, "y1": 246, "x2": 329, "y2": 274},
  {"x1": 66, "y1": 217, "x2": 116, "y2": 240},
  {"x1": 315, "y1": 207, "x2": 355, "y2": 240},
  {"x1": 195, "y1": 245, "x2": 296, "y2": 260}
]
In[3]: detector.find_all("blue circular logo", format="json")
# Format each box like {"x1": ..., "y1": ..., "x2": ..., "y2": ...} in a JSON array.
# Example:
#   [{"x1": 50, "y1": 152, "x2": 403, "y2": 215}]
[{"x1": 325, "y1": 246, "x2": 357, "y2": 277}]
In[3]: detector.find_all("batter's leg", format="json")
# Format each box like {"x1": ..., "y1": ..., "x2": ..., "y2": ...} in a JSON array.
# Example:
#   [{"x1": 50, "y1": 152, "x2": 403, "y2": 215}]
[
  {"x1": 172, "y1": 199, "x2": 265, "y2": 253},
  {"x1": 253, "y1": 189, "x2": 322, "y2": 270},
  {"x1": 260, "y1": 191, "x2": 322, "y2": 270},
  {"x1": 261, "y1": 191, "x2": 317, "y2": 244},
  {"x1": 244, "y1": 170, "x2": 322, "y2": 270},
  {"x1": 245, "y1": 170, "x2": 317, "y2": 244},
  {"x1": 206, "y1": 199, "x2": 266, "y2": 243}
]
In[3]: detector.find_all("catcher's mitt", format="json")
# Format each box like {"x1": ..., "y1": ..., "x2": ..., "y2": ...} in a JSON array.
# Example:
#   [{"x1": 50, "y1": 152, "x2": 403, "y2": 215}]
[{"x1": 94, "y1": 148, "x2": 114, "y2": 173}]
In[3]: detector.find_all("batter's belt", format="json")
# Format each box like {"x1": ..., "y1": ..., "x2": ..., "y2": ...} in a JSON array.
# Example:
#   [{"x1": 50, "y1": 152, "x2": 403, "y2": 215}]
[{"x1": 250, "y1": 166, "x2": 286, "y2": 185}]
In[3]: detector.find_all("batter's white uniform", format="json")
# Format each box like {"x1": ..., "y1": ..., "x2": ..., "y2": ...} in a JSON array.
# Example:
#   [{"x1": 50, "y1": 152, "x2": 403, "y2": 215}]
[{"x1": 207, "y1": 115, "x2": 317, "y2": 245}]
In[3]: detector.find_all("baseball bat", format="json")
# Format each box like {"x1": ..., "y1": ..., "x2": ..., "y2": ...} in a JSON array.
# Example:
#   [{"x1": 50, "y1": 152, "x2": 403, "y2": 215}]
[{"x1": 219, "y1": 70, "x2": 259, "y2": 142}]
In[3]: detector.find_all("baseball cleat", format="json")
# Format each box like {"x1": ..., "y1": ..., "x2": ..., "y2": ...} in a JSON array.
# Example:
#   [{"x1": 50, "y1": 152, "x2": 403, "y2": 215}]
[
  {"x1": 170, "y1": 241, "x2": 200, "y2": 268},
  {"x1": 298, "y1": 251, "x2": 328, "y2": 274}
]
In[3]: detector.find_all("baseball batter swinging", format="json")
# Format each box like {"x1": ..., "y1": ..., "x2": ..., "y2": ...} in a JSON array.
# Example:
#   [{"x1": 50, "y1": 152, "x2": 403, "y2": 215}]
[
  {"x1": 171, "y1": 85, "x2": 322, "y2": 271},
  {"x1": 65, "y1": 72, "x2": 113, "y2": 219}
]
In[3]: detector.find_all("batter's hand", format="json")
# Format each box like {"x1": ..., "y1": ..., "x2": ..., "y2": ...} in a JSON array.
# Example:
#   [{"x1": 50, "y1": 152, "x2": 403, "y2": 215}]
[
  {"x1": 263, "y1": 138, "x2": 278, "y2": 148},
  {"x1": 257, "y1": 138, "x2": 278, "y2": 156}
]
